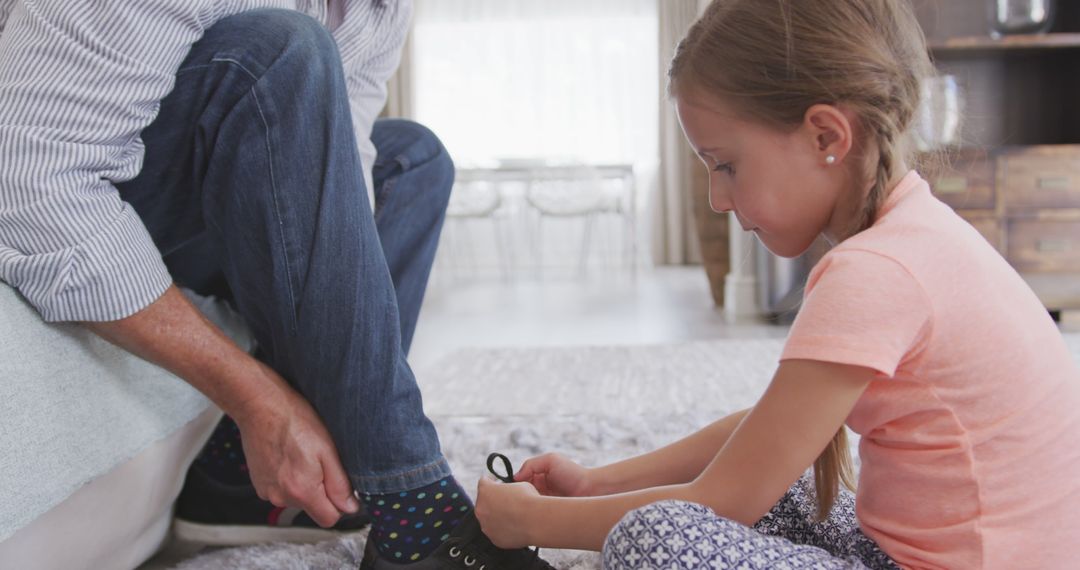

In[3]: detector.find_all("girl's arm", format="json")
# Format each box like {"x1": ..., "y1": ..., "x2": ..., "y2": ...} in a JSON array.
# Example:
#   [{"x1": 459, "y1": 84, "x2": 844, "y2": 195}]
[
  {"x1": 475, "y1": 359, "x2": 874, "y2": 551},
  {"x1": 518, "y1": 408, "x2": 752, "y2": 497},
  {"x1": 592, "y1": 407, "x2": 752, "y2": 493}
]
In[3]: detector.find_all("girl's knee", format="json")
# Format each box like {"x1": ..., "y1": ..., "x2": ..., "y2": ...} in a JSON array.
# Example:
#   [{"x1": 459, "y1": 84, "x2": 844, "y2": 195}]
[{"x1": 602, "y1": 500, "x2": 719, "y2": 567}]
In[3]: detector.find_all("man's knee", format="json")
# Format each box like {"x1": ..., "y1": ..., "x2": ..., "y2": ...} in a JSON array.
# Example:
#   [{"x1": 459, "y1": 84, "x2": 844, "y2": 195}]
[
  {"x1": 374, "y1": 119, "x2": 455, "y2": 201},
  {"x1": 207, "y1": 9, "x2": 340, "y2": 78}
]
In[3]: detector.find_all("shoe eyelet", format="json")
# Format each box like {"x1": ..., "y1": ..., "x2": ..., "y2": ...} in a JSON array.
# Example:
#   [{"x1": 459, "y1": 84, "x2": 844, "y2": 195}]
[
  {"x1": 448, "y1": 546, "x2": 462, "y2": 558},
  {"x1": 464, "y1": 555, "x2": 476, "y2": 566}
]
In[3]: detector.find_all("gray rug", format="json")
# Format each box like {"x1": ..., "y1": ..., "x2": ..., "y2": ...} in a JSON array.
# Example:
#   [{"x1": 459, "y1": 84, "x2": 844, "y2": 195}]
[
  {"x1": 167, "y1": 333, "x2": 1080, "y2": 569},
  {"x1": 170, "y1": 338, "x2": 785, "y2": 569}
]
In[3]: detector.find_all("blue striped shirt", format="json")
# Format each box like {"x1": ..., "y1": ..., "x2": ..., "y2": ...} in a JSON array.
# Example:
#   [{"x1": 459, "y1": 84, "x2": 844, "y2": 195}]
[{"x1": 0, "y1": 0, "x2": 410, "y2": 322}]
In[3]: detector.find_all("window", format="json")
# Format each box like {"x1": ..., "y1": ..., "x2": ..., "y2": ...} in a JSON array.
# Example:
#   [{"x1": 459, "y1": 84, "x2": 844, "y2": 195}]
[{"x1": 412, "y1": 0, "x2": 658, "y2": 171}]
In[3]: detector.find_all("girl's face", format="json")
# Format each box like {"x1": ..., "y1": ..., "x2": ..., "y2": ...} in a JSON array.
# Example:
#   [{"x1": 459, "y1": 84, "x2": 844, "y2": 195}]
[{"x1": 675, "y1": 90, "x2": 856, "y2": 258}]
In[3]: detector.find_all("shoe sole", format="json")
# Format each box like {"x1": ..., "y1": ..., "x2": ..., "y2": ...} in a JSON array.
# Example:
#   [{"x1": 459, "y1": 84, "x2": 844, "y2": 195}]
[{"x1": 172, "y1": 518, "x2": 365, "y2": 546}]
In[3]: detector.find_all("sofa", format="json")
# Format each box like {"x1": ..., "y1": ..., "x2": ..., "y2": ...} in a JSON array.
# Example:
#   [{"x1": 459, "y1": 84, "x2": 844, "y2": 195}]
[{"x1": 0, "y1": 283, "x2": 253, "y2": 569}]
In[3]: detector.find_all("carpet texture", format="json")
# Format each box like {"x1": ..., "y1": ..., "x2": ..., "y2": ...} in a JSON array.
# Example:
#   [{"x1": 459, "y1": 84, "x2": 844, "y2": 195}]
[{"x1": 169, "y1": 334, "x2": 1080, "y2": 569}]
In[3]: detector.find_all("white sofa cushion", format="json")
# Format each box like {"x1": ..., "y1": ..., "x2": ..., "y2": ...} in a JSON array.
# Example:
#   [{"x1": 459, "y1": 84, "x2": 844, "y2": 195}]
[{"x1": 0, "y1": 283, "x2": 253, "y2": 542}]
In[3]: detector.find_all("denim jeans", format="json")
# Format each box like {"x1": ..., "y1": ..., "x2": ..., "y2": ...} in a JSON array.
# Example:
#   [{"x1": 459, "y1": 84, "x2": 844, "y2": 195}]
[{"x1": 114, "y1": 9, "x2": 452, "y2": 493}]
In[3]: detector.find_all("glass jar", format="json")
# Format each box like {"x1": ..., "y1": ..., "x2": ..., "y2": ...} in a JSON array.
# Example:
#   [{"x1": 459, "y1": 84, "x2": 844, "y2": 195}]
[
  {"x1": 989, "y1": 0, "x2": 1056, "y2": 36},
  {"x1": 914, "y1": 75, "x2": 964, "y2": 152}
]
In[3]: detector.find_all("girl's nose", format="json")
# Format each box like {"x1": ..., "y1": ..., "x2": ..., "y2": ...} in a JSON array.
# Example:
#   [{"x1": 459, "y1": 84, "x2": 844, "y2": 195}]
[{"x1": 708, "y1": 181, "x2": 733, "y2": 214}]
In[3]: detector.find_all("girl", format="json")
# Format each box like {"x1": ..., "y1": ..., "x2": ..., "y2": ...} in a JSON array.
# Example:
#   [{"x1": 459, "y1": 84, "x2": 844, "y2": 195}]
[{"x1": 473, "y1": 0, "x2": 1080, "y2": 568}]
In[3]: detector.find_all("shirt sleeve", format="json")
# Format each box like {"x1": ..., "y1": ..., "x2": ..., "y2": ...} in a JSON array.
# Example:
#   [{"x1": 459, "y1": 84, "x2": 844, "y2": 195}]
[
  {"x1": 781, "y1": 248, "x2": 933, "y2": 378},
  {"x1": 334, "y1": 0, "x2": 412, "y2": 204},
  {"x1": 0, "y1": 1, "x2": 218, "y2": 322}
]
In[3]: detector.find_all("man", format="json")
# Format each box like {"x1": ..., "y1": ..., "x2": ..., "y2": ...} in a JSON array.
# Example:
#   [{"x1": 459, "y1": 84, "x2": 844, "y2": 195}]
[{"x1": 0, "y1": 1, "x2": 551, "y2": 568}]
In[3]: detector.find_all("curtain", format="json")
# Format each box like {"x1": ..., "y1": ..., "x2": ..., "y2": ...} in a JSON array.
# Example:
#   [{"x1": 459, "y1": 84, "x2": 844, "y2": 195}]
[{"x1": 654, "y1": 0, "x2": 706, "y2": 265}]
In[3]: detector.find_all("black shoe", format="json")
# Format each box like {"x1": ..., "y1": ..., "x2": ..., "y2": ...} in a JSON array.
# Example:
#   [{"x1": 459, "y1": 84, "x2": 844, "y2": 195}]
[
  {"x1": 173, "y1": 462, "x2": 370, "y2": 546},
  {"x1": 358, "y1": 511, "x2": 555, "y2": 569}
]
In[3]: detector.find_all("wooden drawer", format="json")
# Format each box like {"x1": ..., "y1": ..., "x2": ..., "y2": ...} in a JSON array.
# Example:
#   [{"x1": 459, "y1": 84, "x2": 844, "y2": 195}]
[
  {"x1": 999, "y1": 145, "x2": 1080, "y2": 212},
  {"x1": 1006, "y1": 216, "x2": 1080, "y2": 273},
  {"x1": 959, "y1": 211, "x2": 1001, "y2": 252},
  {"x1": 926, "y1": 149, "x2": 995, "y2": 210}
]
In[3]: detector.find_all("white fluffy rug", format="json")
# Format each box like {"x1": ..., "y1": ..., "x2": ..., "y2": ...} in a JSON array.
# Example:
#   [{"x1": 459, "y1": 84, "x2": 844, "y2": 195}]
[{"x1": 170, "y1": 338, "x2": 785, "y2": 569}]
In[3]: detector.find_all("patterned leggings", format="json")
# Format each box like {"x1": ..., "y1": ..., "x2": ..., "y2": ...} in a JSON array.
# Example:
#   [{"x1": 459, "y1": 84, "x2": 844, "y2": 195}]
[{"x1": 603, "y1": 475, "x2": 900, "y2": 569}]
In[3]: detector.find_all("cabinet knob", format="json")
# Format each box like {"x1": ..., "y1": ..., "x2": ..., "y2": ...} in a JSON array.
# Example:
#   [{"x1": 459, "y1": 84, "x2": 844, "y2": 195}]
[
  {"x1": 1037, "y1": 176, "x2": 1070, "y2": 190},
  {"x1": 1036, "y1": 238, "x2": 1072, "y2": 253},
  {"x1": 936, "y1": 176, "x2": 969, "y2": 194}
]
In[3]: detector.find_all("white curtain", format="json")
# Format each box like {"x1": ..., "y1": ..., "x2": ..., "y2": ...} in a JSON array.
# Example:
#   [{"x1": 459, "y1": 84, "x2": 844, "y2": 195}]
[{"x1": 654, "y1": 0, "x2": 706, "y2": 265}]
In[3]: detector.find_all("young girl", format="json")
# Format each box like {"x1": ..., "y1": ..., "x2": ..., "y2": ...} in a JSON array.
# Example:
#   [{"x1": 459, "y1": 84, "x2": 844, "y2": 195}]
[{"x1": 473, "y1": 0, "x2": 1080, "y2": 568}]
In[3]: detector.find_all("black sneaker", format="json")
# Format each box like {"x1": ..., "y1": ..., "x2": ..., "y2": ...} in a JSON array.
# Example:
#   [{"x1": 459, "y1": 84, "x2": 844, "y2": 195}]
[
  {"x1": 358, "y1": 511, "x2": 555, "y2": 569},
  {"x1": 359, "y1": 454, "x2": 555, "y2": 569},
  {"x1": 173, "y1": 462, "x2": 370, "y2": 546}
]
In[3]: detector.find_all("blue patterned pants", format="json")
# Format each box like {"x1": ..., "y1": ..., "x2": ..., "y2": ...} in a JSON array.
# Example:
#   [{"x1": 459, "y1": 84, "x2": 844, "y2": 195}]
[{"x1": 603, "y1": 476, "x2": 899, "y2": 569}]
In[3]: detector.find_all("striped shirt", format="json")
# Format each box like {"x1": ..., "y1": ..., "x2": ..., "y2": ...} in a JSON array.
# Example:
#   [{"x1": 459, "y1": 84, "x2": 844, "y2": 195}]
[{"x1": 0, "y1": 0, "x2": 411, "y2": 322}]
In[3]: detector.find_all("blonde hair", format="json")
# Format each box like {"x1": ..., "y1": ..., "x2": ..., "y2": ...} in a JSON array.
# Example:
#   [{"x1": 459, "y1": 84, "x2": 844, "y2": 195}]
[{"x1": 670, "y1": 0, "x2": 932, "y2": 519}]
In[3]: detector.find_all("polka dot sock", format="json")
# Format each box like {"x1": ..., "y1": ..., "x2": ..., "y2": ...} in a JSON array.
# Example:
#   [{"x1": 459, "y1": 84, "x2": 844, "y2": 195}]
[
  {"x1": 363, "y1": 476, "x2": 474, "y2": 563},
  {"x1": 193, "y1": 415, "x2": 251, "y2": 486}
]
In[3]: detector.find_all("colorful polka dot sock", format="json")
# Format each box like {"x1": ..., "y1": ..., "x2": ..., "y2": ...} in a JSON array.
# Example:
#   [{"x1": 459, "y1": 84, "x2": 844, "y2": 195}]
[
  {"x1": 193, "y1": 415, "x2": 251, "y2": 486},
  {"x1": 362, "y1": 476, "x2": 475, "y2": 563}
]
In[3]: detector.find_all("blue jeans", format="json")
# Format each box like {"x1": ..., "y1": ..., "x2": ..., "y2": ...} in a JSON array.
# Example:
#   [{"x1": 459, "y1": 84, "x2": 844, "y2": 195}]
[{"x1": 114, "y1": 10, "x2": 452, "y2": 493}]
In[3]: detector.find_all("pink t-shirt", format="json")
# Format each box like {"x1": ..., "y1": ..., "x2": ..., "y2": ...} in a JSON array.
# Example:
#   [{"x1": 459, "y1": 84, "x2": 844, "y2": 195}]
[{"x1": 781, "y1": 171, "x2": 1080, "y2": 569}]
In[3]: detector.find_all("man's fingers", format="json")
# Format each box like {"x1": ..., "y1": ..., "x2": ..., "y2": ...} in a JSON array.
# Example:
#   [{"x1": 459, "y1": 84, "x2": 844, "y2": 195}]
[
  {"x1": 302, "y1": 486, "x2": 344, "y2": 528},
  {"x1": 321, "y1": 454, "x2": 360, "y2": 514}
]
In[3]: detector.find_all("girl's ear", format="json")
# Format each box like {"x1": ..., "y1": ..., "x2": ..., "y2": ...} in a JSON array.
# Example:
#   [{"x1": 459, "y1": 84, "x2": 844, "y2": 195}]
[{"x1": 803, "y1": 104, "x2": 854, "y2": 166}]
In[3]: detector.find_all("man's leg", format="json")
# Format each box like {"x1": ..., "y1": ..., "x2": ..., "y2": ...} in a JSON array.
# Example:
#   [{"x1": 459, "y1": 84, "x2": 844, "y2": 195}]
[
  {"x1": 115, "y1": 5, "x2": 455, "y2": 543},
  {"x1": 117, "y1": 12, "x2": 554, "y2": 568},
  {"x1": 370, "y1": 118, "x2": 454, "y2": 355}
]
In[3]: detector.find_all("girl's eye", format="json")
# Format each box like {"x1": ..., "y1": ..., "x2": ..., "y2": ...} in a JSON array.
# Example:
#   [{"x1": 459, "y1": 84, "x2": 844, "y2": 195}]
[{"x1": 712, "y1": 162, "x2": 735, "y2": 175}]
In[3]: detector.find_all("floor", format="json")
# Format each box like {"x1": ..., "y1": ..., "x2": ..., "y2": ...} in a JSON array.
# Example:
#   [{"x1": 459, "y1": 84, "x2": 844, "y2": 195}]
[{"x1": 410, "y1": 265, "x2": 788, "y2": 373}]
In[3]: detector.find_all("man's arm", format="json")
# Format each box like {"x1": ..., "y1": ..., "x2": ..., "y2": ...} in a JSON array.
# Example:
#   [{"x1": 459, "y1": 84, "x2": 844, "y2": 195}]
[
  {"x1": 85, "y1": 285, "x2": 360, "y2": 527},
  {"x1": 0, "y1": 1, "x2": 358, "y2": 525},
  {"x1": 0, "y1": 1, "x2": 216, "y2": 321}
]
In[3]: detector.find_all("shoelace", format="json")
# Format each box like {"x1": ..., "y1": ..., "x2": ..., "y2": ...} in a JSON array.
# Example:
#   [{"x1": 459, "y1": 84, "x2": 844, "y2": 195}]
[
  {"x1": 441, "y1": 453, "x2": 546, "y2": 569},
  {"x1": 486, "y1": 452, "x2": 516, "y2": 483}
]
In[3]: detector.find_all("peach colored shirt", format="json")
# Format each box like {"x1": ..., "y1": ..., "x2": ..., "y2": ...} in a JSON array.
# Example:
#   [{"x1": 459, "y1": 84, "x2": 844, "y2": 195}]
[{"x1": 781, "y1": 171, "x2": 1080, "y2": 569}]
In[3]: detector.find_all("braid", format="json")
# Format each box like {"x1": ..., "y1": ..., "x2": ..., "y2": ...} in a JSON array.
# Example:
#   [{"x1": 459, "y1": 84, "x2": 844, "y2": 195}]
[{"x1": 849, "y1": 113, "x2": 901, "y2": 237}]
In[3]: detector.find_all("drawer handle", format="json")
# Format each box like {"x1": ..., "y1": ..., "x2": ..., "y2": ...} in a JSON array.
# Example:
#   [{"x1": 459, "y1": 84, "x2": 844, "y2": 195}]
[
  {"x1": 1036, "y1": 239, "x2": 1071, "y2": 253},
  {"x1": 1037, "y1": 176, "x2": 1070, "y2": 190},
  {"x1": 936, "y1": 176, "x2": 968, "y2": 194}
]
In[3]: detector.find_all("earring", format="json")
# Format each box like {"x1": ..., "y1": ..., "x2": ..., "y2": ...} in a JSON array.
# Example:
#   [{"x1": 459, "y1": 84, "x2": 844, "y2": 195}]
[{"x1": 825, "y1": 155, "x2": 837, "y2": 165}]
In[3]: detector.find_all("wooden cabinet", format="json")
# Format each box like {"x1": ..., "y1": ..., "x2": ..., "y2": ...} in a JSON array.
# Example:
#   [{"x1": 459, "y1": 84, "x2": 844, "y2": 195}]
[{"x1": 915, "y1": 1, "x2": 1080, "y2": 310}]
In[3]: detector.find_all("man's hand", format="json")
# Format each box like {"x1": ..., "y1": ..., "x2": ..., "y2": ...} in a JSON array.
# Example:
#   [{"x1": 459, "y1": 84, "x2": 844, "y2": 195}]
[
  {"x1": 234, "y1": 361, "x2": 360, "y2": 527},
  {"x1": 85, "y1": 285, "x2": 359, "y2": 527}
]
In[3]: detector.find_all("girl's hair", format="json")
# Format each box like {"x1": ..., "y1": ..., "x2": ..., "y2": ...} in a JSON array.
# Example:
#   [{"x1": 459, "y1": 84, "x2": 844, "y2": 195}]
[
  {"x1": 669, "y1": 0, "x2": 932, "y2": 519},
  {"x1": 669, "y1": 0, "x2": 934, "y2": 239}
]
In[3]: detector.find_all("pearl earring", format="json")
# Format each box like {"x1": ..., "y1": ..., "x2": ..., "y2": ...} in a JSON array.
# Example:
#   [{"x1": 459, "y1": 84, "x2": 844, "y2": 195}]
[{"x1": 825, "y1": 155, "x2": 836, "y2": 165}]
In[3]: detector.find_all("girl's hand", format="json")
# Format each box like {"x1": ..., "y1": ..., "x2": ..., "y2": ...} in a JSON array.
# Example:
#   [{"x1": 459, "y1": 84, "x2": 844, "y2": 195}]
[
  {"x1": 515, "y1": 452, "x2": 593, "y2": 497},
  {"x1": 474, "y1": 476, "x2": 541, "y2": 549}
]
